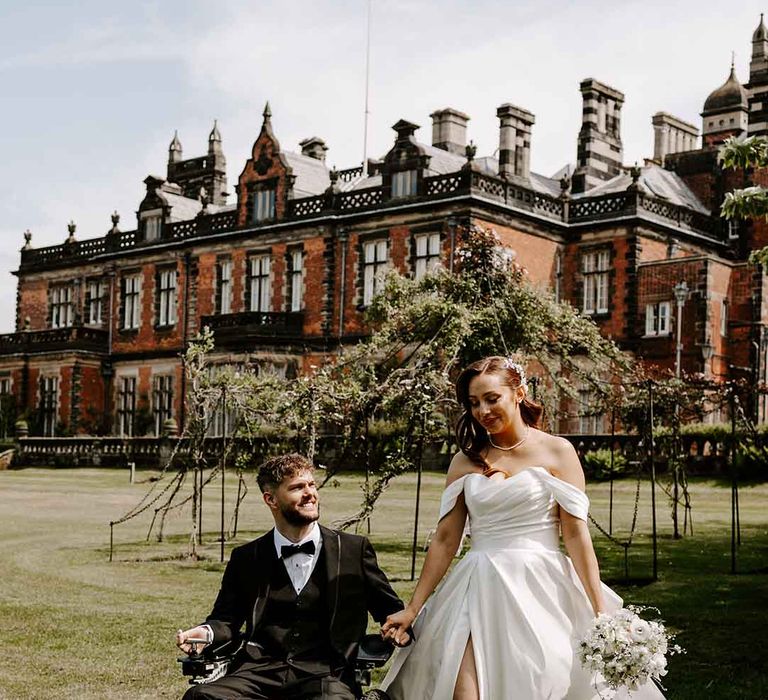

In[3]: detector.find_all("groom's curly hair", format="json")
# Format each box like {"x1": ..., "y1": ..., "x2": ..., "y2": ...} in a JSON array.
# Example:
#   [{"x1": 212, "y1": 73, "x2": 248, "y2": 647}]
[
  {"x1": 257, "y1": 453, "x2": 315, "y2": 493},
  {"x1": 455, "y1": 356, "x2": 544, "y2": 473}
]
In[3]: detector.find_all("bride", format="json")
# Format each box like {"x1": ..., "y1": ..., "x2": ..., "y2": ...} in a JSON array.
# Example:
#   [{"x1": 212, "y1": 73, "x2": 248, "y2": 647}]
[{"x1": 380, "y1": 356, "x2": 665, "y2": 699}]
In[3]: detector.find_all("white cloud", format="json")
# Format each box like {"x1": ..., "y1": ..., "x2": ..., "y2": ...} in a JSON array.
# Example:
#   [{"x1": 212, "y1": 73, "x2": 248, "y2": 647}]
[{"x1": 1, "y1": 0, "x2": 767, "y2": 335}]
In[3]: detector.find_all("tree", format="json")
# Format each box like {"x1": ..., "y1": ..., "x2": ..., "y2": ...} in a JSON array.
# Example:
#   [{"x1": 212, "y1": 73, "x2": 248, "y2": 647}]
[
  {"x1": 719, "y1": 135, "x2": 768, "y2": 267},
  {"x1": 113, "y1": 223, "x2": 635, "y2": 551}
]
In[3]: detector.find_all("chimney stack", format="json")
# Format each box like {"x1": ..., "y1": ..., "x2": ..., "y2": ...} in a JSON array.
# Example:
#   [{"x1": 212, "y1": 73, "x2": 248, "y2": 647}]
[
  {"x1": 572, "y1": 78, "x2": 624, "y2": 193},
  {"x1": 652, "y1": 113, "x2": 698, "y2": 163},
  {"x1": 496, "y1": 104, "x2": 535, "y2": 180},
  {"x1": 299, "y1": 136, "x2": 328, "y2": 161},
  {"x1": 430, "y1": 108, "x2": 470, "y2": 155}
]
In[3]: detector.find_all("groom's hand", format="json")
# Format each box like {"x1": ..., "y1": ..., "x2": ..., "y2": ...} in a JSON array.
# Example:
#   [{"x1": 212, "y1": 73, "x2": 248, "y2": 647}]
[{"x1": 176, "y1": 626, "x2": 211, "y2": 656}]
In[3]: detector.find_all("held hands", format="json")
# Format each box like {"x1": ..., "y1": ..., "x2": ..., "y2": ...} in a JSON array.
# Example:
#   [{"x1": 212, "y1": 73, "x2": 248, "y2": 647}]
[
  {"x1": 381, "y1": 607, "x2": 416, "y2": 647},
  {"x1": 176, "y1": 626, "x2": 211, "y2": 656}
]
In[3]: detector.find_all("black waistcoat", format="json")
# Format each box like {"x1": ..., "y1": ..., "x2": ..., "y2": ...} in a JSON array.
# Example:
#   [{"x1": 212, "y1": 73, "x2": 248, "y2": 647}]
[{"x1": 250, "y1": 546, "x2": 333, "y2": 669}]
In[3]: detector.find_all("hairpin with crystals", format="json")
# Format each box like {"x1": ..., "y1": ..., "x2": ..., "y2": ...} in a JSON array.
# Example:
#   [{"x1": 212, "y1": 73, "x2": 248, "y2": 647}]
[{"x1": 502, "y1": 357, "x2": 528, "y2": 393}]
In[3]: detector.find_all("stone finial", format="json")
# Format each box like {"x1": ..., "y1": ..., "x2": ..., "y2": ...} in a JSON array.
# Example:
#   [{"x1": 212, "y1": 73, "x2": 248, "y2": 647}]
[
  {"x1": 626, "y1": 163, "x2": 643, "y2": 192},
  {"x1": 110, "y1": 211, "x2": 120, "y2": 234},
  {"x1": 209, "y1": 119, "x2": 221, "y2": 143},
  {"x1": 329, "y1": 166, "x2": 339, "y2": 184},
  {"x1": 66, "y1": 220, "x2": 77, "y2": 244},
  {"x1": 208, "y1": 120, "x2": 223, "y2": 157},
  {"x1": 559, "y1": 172, "x2": 572, "y2": 198},
  {"x1": 263, "y1": 101, "x2": 272, "y2": 124},
  {"x1": 465, "y1": 140, "x2": 477, "y2": 162},
  {"x1": 169, "y1": 130, "x2": 183, "y2": 164},
  {"x1": 22, "y1": 229, "x2": 32, "y2": 250},
  {"x1": 199, "y1": 185, "x2": 209, "y2": 213}
]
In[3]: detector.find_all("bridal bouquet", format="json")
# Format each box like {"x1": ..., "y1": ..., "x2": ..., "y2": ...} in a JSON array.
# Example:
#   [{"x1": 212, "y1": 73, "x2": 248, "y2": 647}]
[{"x1": 578, "y1": 606, "x2": 683, "y2": 696}]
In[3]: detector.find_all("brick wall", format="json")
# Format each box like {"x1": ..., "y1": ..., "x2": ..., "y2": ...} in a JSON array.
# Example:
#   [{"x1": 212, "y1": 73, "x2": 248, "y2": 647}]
[
  {"x1": 473, "y1": 218, "x2": 559, "y2": 286},
  {"x1": 17, "y1": 278, "x2": 49, "y2": 330}
]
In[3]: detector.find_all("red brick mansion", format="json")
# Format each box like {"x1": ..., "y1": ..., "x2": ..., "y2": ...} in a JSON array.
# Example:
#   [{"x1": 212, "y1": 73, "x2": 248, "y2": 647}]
[{"x1": 4, "y1": 18, "x2": 768, "y2": 437}]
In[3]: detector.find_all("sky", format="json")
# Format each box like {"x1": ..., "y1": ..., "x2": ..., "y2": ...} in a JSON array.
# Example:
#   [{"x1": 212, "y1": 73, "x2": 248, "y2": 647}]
[{"x1": 0, "y1": 0, "x2": 766, "y2": 332}]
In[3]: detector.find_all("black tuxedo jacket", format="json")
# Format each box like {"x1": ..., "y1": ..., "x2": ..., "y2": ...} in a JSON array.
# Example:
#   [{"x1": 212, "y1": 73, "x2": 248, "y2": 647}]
[{"x1": 203, "y1": 524, "x2": 405, "y2": 664}]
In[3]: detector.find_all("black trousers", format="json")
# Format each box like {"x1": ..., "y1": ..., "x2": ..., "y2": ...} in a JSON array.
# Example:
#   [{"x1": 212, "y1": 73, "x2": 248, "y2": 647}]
[{"x1": 181, "y1": 658, "x2": 356, "y2": 700}]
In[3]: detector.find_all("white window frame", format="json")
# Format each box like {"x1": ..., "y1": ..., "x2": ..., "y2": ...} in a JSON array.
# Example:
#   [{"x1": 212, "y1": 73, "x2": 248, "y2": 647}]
[
  {"x1": 362, "y1": 239, "x2": 388, "y2": 306},
  {"x1": 252, "y1": 188, "x2": 276, "y2": 222},
  {"x1": 39, "y1": 375, "x2": 59, "y2": 437},
  {"x1": 645, "y1": 301, "x2": 671, "y2": 336},
  {"x1": 143, "y1": 210, "x2": 162, "y2": 241},
  {"x1": 116, "y1": 375, "x2": 137, "y2": 437},
  {"x1": 289, "y1": 249, "x2": 304, "y2": 312},
  {"x1": 218, "y1": 259, "x2": 232, "y2": 315},
  {"x1": 50, "y1": 285, "x2": 74, "y2": 328},
  {"x1": 582, "y1": 249, "x2": 610, "y2": 315},
  {"x1": 414, "y1": 233, "x2": 441, "y2": 280},
  {"x1": 157, "y1": 269, "x2": 177, "y2": 327},
  {"x1": 392, "y1": 170, "x2": 417, "y2": 199},
  {"x1": 87, "y1": 280, "x2": 104, "y2": 325},
  {"x1": 122, "y1": 274, "x2": 141, "y2": 330},
  {"x1": 152, "y1": 374, "x2": 174, "y2": 436},
  {"x1": 249, "y1": 255, "x2": 271, "y2": 313}
]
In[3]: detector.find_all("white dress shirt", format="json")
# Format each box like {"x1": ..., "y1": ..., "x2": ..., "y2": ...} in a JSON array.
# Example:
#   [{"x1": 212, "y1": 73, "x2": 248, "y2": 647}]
[{"x1": 273, "y1": 522, "x2": 323, "y2": 595}]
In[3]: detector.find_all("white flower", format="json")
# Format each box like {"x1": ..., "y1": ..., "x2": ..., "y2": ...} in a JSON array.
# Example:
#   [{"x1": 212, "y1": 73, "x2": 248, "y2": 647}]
[{"x1": 630, "y1": 619, "x2": 651, "y2": 643}]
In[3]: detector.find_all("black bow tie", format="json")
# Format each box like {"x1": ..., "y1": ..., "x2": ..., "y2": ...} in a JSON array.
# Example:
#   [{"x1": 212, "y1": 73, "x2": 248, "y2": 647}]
[{"x1": 281, "y1": 541, "x2": 316, "y2": 559}]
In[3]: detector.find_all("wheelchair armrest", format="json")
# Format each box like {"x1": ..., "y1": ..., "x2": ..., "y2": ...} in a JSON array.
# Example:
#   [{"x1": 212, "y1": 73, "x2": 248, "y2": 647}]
[
  {"x1": 356, "y1": 634, "x2": 394, "y2": 668},
  {"x1": 178, "y1": 637, "x2": 243, "y2": 684}
]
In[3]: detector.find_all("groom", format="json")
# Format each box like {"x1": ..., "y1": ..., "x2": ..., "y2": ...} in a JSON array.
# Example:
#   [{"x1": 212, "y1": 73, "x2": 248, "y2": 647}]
[{"x1": 176, "y1": 453, "x2": 409, "y2": 699}]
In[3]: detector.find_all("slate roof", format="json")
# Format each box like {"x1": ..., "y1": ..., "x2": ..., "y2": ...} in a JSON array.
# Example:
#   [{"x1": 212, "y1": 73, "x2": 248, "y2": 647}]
[
  {"x1": 284, "y1": 151, "x2": 331, "y2": 197},
  {"x1": 578, "y1": 164, "x2": 710, "y2": 214},
  {"x1": 162, "y1": 192, "x2": 203, "y2": 221}
]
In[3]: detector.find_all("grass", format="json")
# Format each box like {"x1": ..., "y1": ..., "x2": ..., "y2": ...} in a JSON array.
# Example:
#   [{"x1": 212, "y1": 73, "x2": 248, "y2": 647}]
[{"x1": 0, "y1": 467, "x2": 766, "y2": 699}]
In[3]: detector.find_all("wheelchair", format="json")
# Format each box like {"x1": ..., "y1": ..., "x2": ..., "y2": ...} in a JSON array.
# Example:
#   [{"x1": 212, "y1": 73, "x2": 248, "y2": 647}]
[{"x1": 179, "y1": 633, "x2": 392, "y2": 700}]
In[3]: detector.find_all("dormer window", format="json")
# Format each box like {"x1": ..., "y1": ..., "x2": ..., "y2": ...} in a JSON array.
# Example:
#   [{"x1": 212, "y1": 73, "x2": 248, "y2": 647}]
[
  {"x1": 142, "y1": 210, "x2": 163, "y2": 241},
  {"x1": 252, "y1": 187, "x2": 276, "y2": 222},
  {"x1": 392, "y1": 170, "x2": 417, "y2": 199}
]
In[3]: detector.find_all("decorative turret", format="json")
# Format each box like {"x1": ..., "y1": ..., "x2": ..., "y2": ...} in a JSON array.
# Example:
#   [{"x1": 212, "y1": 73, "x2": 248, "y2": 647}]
[
  {"x1": 748, "y1": 15, "x2": 768, "y2": 137},
  {"x1": 166, "y1": 120, "x2": 228, "y2": 205},
  {"x1": 701, "y1": 60, "x2": 748, "y2": 146},
  {"x1": 208, "y1": 120, "x2": 223, "y2": 156},
  {"x1": 168, "y1": 131, "x2": 182, "y2": 164}
]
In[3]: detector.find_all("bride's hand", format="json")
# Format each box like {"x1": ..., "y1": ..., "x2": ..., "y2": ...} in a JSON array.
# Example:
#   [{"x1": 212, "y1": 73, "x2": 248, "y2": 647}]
[{"x1": 381, "y1": 607, "x2": 416, "y2": 646}]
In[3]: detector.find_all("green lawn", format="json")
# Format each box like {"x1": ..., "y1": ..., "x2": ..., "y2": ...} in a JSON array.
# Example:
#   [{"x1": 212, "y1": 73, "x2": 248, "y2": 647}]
[{"x1": 0, "y1": 467, "x2": 765, "y2": 699}]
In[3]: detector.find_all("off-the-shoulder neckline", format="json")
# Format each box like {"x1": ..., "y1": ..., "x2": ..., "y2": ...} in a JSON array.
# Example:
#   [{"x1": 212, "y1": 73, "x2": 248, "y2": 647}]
[{"x1": 450, "y1": 465, "x2": 548, "y2": 485}]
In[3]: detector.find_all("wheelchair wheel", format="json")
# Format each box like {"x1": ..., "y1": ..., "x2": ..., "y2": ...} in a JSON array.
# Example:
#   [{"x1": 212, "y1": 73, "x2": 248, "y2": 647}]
[{"x1": 360, "y1": 691, "x2": 390, "y2": 700}]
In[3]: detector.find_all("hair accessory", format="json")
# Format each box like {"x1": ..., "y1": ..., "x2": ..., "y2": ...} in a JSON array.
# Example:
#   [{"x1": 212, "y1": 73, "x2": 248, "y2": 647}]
[{"x1": 502, "y1": 357, "x2": 528, "y2": 393}]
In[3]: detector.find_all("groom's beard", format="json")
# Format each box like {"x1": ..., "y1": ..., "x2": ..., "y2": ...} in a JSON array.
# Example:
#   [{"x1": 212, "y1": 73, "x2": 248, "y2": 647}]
[{"x1": 280, "y1": 500, "x2": 320, "y2": 526}]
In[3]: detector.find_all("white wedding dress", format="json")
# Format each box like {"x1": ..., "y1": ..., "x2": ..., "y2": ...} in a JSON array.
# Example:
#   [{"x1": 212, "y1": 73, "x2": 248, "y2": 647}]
[{"x1": 381, "y1": 467, "x2": 665, "y2": 699}]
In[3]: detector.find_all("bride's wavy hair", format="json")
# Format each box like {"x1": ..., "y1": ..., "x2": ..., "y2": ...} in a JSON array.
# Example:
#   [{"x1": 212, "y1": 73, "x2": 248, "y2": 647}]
[{"x1": 455, "y1": 356, "x2": 544, "y2": 471}]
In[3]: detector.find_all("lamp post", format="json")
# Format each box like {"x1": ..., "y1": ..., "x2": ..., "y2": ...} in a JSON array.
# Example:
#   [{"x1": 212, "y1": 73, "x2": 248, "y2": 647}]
[{"x1": 674, "y1": 281, "x2": 689, "y2": 378}]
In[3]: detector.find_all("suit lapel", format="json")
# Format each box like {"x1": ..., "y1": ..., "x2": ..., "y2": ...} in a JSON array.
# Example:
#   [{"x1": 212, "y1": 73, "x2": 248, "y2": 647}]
[
  {"x1": 250, "y1": 531, "x2": 276, "y2": 631},
  {"x1": 320, "y1": 525, "x2": 341, "y2": 632}
]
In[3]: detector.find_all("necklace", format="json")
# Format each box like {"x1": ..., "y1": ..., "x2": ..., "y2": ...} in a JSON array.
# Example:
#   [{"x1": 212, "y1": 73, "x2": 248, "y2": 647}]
[{"x1": 488, "y1": 427, "x2": 529, "y2": 451}]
